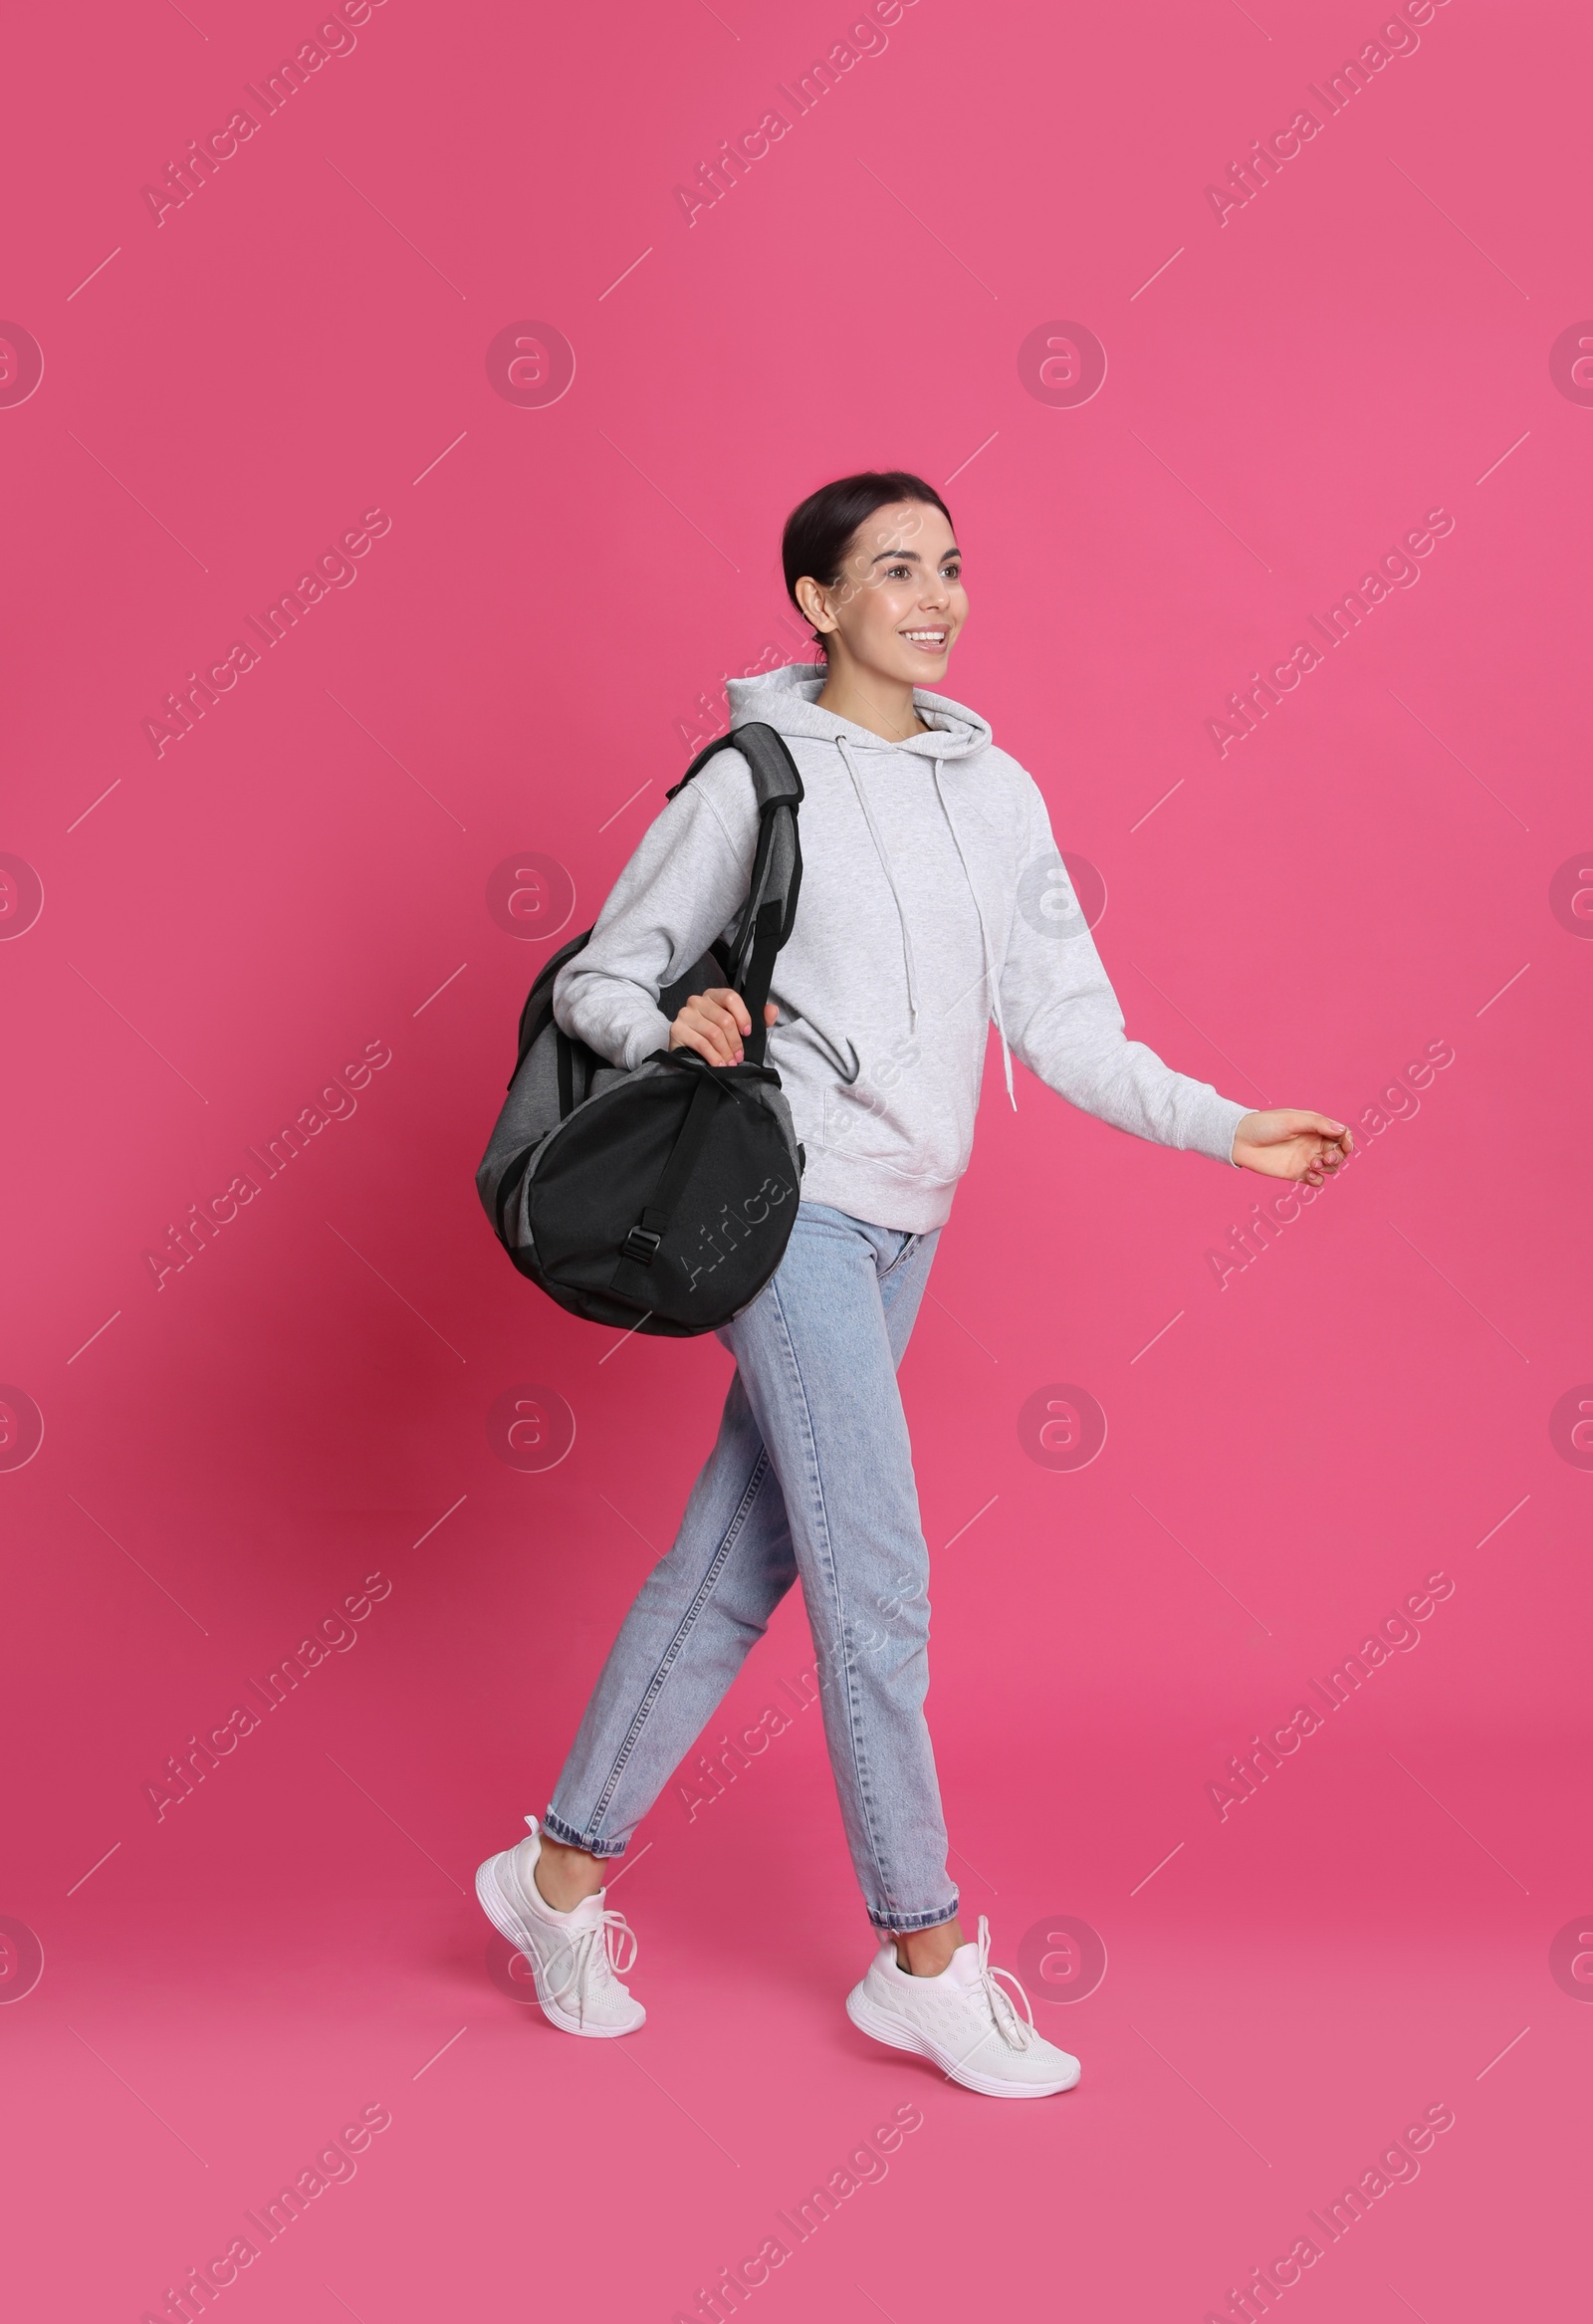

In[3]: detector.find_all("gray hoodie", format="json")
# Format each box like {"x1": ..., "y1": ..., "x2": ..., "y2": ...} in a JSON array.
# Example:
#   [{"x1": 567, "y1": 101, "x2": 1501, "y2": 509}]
[{"x1": 554, "y1": 663, "x2": 1248, "y2": 1235}]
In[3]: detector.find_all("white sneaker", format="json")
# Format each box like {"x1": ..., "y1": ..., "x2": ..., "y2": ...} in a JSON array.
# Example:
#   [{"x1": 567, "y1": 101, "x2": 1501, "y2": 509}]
[
  {"x1": 845, "y1": 1915, "x2": 1081, "y2": 2098},
  {"x1": 476, "y1": 1815, "x2": 644, "y2": 2037}
]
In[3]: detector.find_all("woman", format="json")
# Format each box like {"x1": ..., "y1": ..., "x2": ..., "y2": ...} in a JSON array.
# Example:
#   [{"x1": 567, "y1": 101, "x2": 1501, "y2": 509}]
[{"x1": 476, "y1": 470, "x2": 1351, "y2": 2097}]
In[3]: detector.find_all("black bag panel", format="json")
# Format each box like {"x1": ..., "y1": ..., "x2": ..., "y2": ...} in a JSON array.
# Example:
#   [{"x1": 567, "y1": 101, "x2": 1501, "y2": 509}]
[
  {"x1": 523, "y1": 1060, "x2": 800, "y2": 1332},
  {"x1": 475, "y1": 1029, "x2": 622, "y2": 1240}
]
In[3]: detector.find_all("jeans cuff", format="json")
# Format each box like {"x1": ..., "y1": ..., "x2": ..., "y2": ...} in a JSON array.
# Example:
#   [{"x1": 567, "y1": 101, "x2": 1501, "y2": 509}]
[
  {"x1": 541, "y1": 1807, "x2": 627, "y2": 1859},
  {"x1": 868, "y1": 1890, "x2": 961, "y2": 1936}
]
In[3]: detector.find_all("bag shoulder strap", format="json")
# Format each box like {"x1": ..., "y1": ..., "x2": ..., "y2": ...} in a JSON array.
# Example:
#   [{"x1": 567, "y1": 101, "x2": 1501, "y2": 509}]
[
  {"x1": 514, "y1": 726, "x2": 803, "y2": 1092},
  {"x1": 665, "y1": 720, "x2": 804, "y2": 813},
  {"x1": 664, "y1": 728, "x2": 739, "y2": 800},
  {"x1": 666, "y1": 723, "x2": 803, "y2": 1067}
]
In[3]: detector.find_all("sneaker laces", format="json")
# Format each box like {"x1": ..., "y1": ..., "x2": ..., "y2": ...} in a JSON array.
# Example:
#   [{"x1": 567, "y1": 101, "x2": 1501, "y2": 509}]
[
  {"x1": 543, "y1": 1907, "x2": 638, "y2": 2025},
  {"x1": 966, "y1": 1915, "x2": 1036, "y2": 2053}
]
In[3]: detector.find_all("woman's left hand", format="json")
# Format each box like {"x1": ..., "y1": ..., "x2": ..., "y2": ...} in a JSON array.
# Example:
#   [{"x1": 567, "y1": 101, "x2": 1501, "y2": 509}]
[{"x1": 1232, "y1": 1109, "x2": 1354, "y2": 1183}]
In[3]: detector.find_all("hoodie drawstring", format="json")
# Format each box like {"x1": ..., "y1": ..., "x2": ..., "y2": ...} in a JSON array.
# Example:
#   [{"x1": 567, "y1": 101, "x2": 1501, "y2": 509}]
[
  {"x1": 932, "y1": 759, "x2": 1016, "y2": 1110},
  {"x1": 836, "y1": 734, "x2": 921, "y2": 1033},
  {"x1": 834, "y1": 734, "x2": 1017, "y2": 1112}
]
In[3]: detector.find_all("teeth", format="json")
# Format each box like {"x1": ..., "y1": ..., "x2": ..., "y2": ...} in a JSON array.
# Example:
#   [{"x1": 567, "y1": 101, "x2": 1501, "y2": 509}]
[{"x1": 903, "y1": 630, "x2": 946, "y2": 641}]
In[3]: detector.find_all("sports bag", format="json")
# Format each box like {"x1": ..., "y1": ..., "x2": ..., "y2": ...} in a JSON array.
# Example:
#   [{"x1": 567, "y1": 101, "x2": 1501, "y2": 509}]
[{"x1": 475, "y1": 722, "x2": 805, "y2": 1336}]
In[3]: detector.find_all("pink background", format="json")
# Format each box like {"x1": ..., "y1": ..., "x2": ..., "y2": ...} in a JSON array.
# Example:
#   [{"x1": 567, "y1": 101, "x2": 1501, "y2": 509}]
[{"x1": 2, "y1": 0, "x2": 1587, "y2": 2317}]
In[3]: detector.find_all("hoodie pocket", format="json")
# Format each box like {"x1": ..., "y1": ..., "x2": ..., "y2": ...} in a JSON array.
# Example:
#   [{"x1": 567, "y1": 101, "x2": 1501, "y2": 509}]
[
  {"x1": 823, "y1": 1030, "x2": 918, "y2": 1128},
  {"x1": 816, "y1": 1031, "x2": 966, "y2": 1179}
]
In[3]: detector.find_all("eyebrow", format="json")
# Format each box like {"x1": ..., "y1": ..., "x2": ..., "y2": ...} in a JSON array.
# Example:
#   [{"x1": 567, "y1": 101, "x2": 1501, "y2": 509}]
[{"x1": 869, "y1": 544, "x2": 962, "y2": 566}]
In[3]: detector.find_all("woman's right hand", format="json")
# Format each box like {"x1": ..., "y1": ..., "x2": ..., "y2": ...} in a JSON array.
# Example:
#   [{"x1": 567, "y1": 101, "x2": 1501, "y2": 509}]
[{"x1": 668, "y1": 987, "x2": 779, "y2": 1067}]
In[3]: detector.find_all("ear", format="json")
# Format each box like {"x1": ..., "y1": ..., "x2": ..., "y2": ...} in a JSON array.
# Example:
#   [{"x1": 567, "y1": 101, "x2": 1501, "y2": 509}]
[{"x1": 794, "y1": 576, "x2": 832, "y2": 636}]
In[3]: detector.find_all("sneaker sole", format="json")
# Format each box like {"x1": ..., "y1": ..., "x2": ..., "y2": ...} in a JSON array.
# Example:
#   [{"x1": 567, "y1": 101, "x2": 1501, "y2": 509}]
[
  {"x1": 475, "y1": 1852, "x2": 645, "y2": 2039},
  {"x1": 845, "y1": 1982, "x2": 1079, "y2": 2098}
]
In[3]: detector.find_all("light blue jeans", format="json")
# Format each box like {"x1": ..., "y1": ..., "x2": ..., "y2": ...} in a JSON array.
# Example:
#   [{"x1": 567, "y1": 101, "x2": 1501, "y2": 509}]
[{"x1": 545, "y1": 1201, "x2": 959, "y2": 1934}]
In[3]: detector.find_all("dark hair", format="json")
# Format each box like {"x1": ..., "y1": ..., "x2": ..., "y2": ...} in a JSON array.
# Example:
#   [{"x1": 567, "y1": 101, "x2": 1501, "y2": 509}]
[{"x1": 781, "y1": 470, "x2": 955, "y2": 662}]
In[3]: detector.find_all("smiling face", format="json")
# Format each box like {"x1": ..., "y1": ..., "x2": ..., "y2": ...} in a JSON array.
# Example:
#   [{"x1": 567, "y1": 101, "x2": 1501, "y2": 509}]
[{"x1": 796, "y1": 499, "x2": 968, "y2": 690}]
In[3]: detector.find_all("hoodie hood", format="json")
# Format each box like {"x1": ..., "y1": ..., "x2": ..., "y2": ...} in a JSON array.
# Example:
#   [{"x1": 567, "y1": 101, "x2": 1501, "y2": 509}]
[{"x1": 726, "y1": 661, "x2": 993, "y2": 761}]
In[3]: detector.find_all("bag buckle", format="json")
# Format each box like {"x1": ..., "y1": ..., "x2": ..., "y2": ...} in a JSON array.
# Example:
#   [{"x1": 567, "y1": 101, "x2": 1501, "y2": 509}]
[{"x1": 620, "y1": 1225, "x2": 662, "y2": 1266}]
